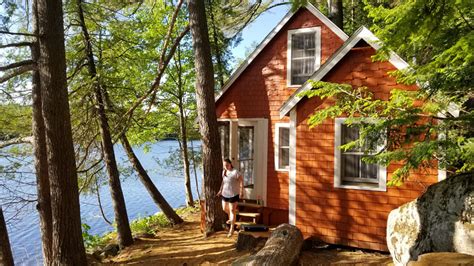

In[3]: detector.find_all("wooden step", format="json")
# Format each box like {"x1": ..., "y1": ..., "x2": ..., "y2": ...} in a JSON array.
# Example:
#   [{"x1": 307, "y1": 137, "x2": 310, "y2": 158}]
[
  {"x1": 235, "y1": 221, "x2": 256, "y2": 226},
  {"x1": 237, "y1": 212, "x2": 260, "y2": 218},
  {"x1": 237, "y1": 202, "x2": 263, "y2": 209}
]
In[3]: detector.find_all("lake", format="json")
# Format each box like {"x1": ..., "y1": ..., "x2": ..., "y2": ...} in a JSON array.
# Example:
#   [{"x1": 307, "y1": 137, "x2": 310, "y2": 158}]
[{"x1": 1, "y1": 140, "x2": 202, "y2": 265}]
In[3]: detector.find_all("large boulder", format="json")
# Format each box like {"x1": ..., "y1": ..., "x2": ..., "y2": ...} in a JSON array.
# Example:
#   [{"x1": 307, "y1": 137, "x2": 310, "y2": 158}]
[{"x1": 387, "y1": 173, "x2": 474, "y2": 265}]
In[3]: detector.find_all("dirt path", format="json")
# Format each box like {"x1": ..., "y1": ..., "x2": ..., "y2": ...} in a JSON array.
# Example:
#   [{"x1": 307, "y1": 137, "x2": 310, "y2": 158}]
[
  {"x1": 99, "y1": 210, "x2": 392, "y2": 265},
  {"x1": 102, "y1": 212, "x2": 251, "y2": 265}
]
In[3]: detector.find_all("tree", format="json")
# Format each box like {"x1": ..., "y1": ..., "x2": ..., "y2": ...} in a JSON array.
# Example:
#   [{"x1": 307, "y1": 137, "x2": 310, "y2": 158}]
[
  {"x1": 328, "y1": 0, "x2": 343, "y2": 30},
  {"x1": 69, "y1": 0, "x2": 185, "y2": 225},
  {"x1": 36, "y1": 0, "x2": 87, "y2": 263},
  {"x1": 206, "y1": 0, "x2": 272, "y2": 90},
  {"x1": 304, "y1": 0, "x2": 473, "y2": 184},
  {"x1": 75, "y1": 0, "x2": 134, "y2": 248},
  {"x1": 31, "y1": 0, "x2": 53, "y2": 262},
  {"x1": 0, "y1": 207, "x2": 14, "y2": 266},
  {"x1": 187, "y1": 0, "x2": 225, "y2": 234}
]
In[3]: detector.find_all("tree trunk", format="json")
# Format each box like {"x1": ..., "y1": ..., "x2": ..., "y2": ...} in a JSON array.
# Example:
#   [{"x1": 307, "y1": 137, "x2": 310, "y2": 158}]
[
  {"x1": 187, "y1": 0, "x2": 225, "y2": 235},
  {"x1": 120, "y1": 135, "x2": 183, "y2": 224},
  {"x1": 36, "y1": 0, "x2": 87, "y2": 263},
  {"x1": 179, "y1": 101, "x2": 194, "y2": 207},
  {"x1": 328, "y1": 0, "x2": 344, "y2": 30},
  {"x1": 31, "y1": 1, "x2": 53, "y2": 264},
  {"x1": 233, "y1": 224, "x2": 304, "y2": 266},
  {"x1": 175, "y1": 46, "x2": 194, "y2": 207},
  {"x1": 207, "y1": 0, "x2": 225, "y2": 89},
  {"x1": 76, "y1": 0, "x2": 133, "y2": 248},
  {"x1": 190, "y1": 139, "x2": 201, "y2": 199},
  {"x1": 0, "y1": 207, "x2": 14, "y2": 266}
]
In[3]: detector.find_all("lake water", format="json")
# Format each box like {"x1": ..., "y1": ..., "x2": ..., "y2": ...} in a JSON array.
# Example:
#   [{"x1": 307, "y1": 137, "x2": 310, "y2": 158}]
[{"x1": 1, "y1": 140, "x2": 202, "y2": 265}]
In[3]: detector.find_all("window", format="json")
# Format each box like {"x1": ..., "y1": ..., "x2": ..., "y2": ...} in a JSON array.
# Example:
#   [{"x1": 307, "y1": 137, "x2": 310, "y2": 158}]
[
  {"x1": 287, "y1": 27, "x2": 321, "y2": 86},
  {"x1": 218, "y1": 121, "x2": 230, "y2": 159},
  {"x1": 275, "y1": 123, "x2": 290, "y2": 171},
  {"x1": 334, "y1": 118, "x2": 386, "y2": 191}
]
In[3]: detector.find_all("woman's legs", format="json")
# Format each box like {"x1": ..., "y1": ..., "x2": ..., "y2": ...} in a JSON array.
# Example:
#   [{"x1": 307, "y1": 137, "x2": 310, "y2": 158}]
[
  {"x1": 222, "y1": 200, "x2": 230, "y2": 223},
  {"x1": 228, "y1": 201, "x2": 238, "y2": 236}
]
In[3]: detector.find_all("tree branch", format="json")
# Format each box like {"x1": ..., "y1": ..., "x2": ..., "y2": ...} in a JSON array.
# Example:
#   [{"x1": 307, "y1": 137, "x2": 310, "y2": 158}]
[
  {"x1": 0, "y1": 64, "x2": 35, "y2": 84},
  {"x1": 0, "y1": 42, "x2": 33, "y2": 49},
  {"x1": 120, "y1": 25, "x2": 190, "y2": 128},
  {"x1": 0, "y1": 136, "x2": 34, "y2": 149},
  {"x1": 0, "y1": 30, "x2": 36, "y2": 37},
  {"x1": 0, "y1": 60, "x2": 35, "y2": 72}
]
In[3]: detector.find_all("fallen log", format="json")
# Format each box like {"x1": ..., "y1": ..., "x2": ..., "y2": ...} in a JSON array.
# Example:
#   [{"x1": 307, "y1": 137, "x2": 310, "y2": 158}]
[{"x1": 233, "y1": 223, "x2": 303, "y2": 266}]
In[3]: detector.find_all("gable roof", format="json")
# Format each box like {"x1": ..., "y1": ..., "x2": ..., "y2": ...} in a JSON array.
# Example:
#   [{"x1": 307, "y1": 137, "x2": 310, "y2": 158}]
[
  {"x1": 215, "y1": 3, "x2": 349, "y2": 102},
  {"x1": 279, "y1": 26, "x2": 410, "y2": 118}
]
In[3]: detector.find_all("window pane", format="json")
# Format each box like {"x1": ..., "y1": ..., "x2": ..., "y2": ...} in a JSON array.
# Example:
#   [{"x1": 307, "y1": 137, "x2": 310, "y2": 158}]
[
  {"x1": 304, "y1": 33, "x2": 315, "y2": 49},
  {"x1": 238, "y1": 127, "x2": 254, "y2": 160},
  {"x1": 218, "y1": 122, "x2": 229, "y2": 158},
  {"x1": 361, "y1": 161, "x2": 378, "y2": 179},
  {"x1": 304, "y1": 58, "x2": 314, "y2": 74},
  {"x1": 292, "y1": 49, "x2": 305, "y2": 58},
  {"x1": 342, "y1": 154, "x2": 360, "y2": 179},
  {"x1": 342, "y1": 124, "x2": 359, "y2": 144},
  {"x1": 292, "y1": 34, "x2": 304, "y2": 49},
  {"x1": 342, "y1": 154, "x2": 379, "y2": 181},
  {"x1": 292, "y1": 59, "x2": 304, "y2": 75},
  {"x1": 279, "y1": 127, "x2": 289, "y2": 146},
  {"x1": 280, "y1": 148, "x2": 289, "y2": 168},
  {"x1": 292, "y1": 75, "x2": 310, "y2": 85},
  {"x1": 238, "y1": 126, "x2": 254, "y2": 187}
]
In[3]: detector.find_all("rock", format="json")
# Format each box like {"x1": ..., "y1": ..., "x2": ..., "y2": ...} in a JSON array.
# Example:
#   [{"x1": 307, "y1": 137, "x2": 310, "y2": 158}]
[
  {"x1": 102, "y1": 243, "x2": 120, "y2": 257},
  {"x1": 407, "y1": 252, "x2": 474, "y2": 265},
  {"x1": 233, "y1": 223, "x2": 303, "y2": 266},
  {"x1": 387, "y1": 173, "x2": 474, "y2": 265}
]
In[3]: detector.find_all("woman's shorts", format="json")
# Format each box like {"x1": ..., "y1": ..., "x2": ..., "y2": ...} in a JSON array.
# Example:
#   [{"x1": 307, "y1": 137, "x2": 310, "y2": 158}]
[{"x1": 222, "y1": 194, "x2": 239, "y2": 203}]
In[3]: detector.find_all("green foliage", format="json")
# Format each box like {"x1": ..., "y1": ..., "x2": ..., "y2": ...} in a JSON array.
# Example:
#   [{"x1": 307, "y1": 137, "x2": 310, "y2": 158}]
[
  {"x1": 304, "y1": 0, "x2": 473, "y2": 185},
  {"x1": 293, "y1": 0, "x2": 396, "y2": 34},
  {"x1": 0, "y1": 104, "x2": 31, "y2": 139},
  {"x1": 129, "y1": 204, "x2": 199, "y2": 235},
  {"x1": 81, "y1": 223, "x2": 112, "y2": 252},
  {"x1": 130, "y1": 213, "x2": 171, "y2": 235}
]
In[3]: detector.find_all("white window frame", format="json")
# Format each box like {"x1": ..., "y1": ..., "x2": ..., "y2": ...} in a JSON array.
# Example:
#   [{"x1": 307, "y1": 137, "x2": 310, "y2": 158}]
[
  {"x1": 275, "y1": 123, "x2": 290, "y2": 172},
  {"x1": 287, "y1": 27, "x2": 322, "y2": 87},
  {"x1": 334, "y1": 118, "x2": 387, "y2": 191}
]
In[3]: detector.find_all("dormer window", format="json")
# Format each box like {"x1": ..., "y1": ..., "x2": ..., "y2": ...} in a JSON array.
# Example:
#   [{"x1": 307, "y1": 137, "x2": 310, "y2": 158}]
[{"x1": 287, "y1": 27, "x2": 321, "y2": 86}]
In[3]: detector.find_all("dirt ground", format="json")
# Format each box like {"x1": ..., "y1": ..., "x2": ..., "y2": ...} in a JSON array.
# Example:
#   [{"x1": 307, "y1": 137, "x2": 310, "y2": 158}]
[{"x1": 99, "y1": 210, "x2": 393, "y2": 265}]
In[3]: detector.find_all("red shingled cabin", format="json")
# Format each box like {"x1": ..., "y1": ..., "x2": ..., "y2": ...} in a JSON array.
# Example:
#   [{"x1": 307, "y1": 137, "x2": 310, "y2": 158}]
[{"x1": 214, "y1": 3, "x2": 444, "y2": 251}]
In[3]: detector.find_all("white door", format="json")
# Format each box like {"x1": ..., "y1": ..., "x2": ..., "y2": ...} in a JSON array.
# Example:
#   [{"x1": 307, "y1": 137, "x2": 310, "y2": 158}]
[{"x1": 218, "y1": 119, "x2": 268, "y2": 203}]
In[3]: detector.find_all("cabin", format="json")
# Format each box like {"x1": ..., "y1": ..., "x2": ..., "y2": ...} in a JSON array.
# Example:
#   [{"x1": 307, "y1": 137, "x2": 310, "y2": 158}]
[{"x1": 214, "y1": 4, "x2": 443, "y2": 251}]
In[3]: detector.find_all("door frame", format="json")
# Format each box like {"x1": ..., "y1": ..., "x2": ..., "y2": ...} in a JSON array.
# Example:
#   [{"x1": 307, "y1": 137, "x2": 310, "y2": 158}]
[{"x1": 217, "y1": 118, "x2": 268, "y2": 206}]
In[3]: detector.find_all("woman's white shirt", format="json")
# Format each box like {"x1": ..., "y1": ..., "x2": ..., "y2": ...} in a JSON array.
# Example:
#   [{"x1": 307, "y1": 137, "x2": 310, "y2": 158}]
[{"x1": 221, "y1": 169, "x2": 241, "y2": 198}]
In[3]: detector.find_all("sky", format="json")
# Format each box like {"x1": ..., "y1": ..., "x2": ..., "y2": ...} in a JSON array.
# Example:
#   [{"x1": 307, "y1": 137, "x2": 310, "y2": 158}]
[{"x1": 229, "y1": 4, "x2": 291, "y2": 68}]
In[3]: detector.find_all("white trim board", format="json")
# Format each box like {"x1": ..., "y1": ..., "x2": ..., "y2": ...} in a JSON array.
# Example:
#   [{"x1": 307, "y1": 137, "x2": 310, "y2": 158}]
[
  {"x1": 288, "y1": 109, "x2": 297, "y2": 225},
  {"x1": 215, "y1": 3, "x2": 348, "y2": 103},
  {"x1": 279, "y1": 26, "x2": 410, "y2": 118}
]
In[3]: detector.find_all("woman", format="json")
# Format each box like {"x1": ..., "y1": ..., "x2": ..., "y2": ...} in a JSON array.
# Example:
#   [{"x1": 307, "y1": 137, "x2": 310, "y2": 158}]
[{"x1": 216, "y1": 158, "x2": 244, "y2": 237}]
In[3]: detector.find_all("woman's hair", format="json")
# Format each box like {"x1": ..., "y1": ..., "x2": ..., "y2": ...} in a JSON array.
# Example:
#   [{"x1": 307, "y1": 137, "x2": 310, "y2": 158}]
[{"x1": 223, "y1": 158, "x2": 233, "y2": 168}]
